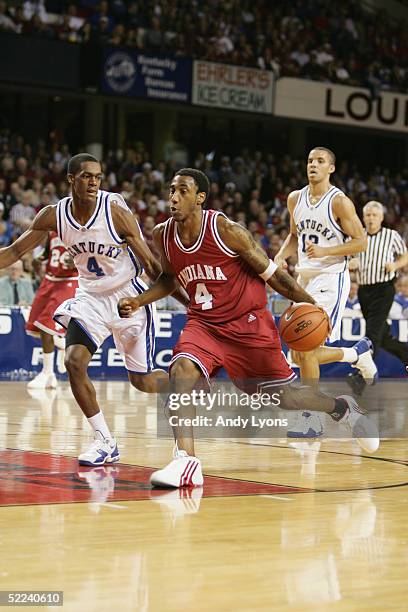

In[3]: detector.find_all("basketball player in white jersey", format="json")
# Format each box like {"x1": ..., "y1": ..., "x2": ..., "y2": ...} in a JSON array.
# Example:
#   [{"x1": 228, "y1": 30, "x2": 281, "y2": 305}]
[
  {"x1": 0, "y1": 154, "x2": 186, "y2": 465},
  {"x1": 275, "y1": 147, "x2": 378, "y2": 437}
]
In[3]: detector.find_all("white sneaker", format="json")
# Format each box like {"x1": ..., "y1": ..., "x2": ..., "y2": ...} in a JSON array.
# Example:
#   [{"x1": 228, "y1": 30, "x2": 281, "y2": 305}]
[
  {"x1": 27, "y1": 372, "x2": 57, "y2": 389},
  {"x1": 78, "y1": 433, "x2": 120, "y2": 466},
  {"x1": 150, "y1": 447, "x2": 203, "y2": 488},
  {"x1": 287, "y1": 411, "x2": 324, "y2": 438},
  {"x1": 337, "y1": 395, "x2": 380, "y2": 453},
  {"x1": 351, "y1": 337, "x2": 378, "y2": 384}
]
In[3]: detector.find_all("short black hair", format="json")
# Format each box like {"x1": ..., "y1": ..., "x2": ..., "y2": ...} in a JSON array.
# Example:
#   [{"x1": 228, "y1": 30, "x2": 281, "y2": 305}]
[
  {"x1": 174, "y1": 168, "x2": 210, "y2": 206},
  {"x1": 311, "y1": 146, "x2": 336, "y2": 165},
  {"x1": 67, "y1": 153, "x2": 100, "y2": 176}
]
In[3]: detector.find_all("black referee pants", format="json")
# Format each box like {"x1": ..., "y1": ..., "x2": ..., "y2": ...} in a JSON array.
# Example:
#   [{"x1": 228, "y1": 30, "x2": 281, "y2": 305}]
[{"x1": 358, "y1": 280, "x2": 408, "y2": 366}]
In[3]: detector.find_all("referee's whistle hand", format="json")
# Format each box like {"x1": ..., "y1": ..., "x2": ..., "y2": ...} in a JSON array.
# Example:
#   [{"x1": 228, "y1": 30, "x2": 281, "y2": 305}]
[
  {"x1": 118, "y1": 297, "x2": 140, "y2": 318},
  {"x1": 384, "y1": 261, "x2": 396, "y2": 273}
]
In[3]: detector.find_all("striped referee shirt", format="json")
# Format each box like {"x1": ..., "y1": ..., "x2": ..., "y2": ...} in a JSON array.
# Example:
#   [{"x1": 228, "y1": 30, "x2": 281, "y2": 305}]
[{"x1": 357, "y1": 227, "x2": 407, "y2": 285}]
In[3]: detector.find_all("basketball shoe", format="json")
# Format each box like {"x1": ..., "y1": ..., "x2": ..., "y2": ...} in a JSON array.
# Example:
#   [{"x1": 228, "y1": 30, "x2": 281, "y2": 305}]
[
  {"x1": 288, "y1": 337, "x2": 378, "y2": 437},
  {"x1": 351, "y1": 337, "x2": 378, "y2": 382},
  {"x1": 78, "y1": 431, "x2": 120, "y2": 466},
  {"x1": 27, "y1": 371, "x2": 57, "y2": 389},
  {"x1": 337, "y1": 394, "x2": 379, "y2": 453},
  {"x1": 286, "y1": 411, "x2": 324, "y2": 438},
  {"x1": 347, "y1": 337, "x2": 378, "y2": 395},
  {"x1": 150, "y1": 446, "x2": 203, "y2": 488}
]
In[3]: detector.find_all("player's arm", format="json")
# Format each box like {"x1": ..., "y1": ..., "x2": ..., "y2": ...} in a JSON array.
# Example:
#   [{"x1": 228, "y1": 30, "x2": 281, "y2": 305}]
[
  {"x1": 118, "y1": 225, "x2": 189, "y2": 317},
  {"x1": 111, "y1": 203, "x2": 162, "y2": 280},
  {"x1": 31, "y1": 233, "x2": 49, "y2": 276},
  {"x1": 0, "y1": 206, "x2": 56, "y2": 269},
  {"x1": 217, "y1": 216, "x2": 316, "y2": 304},
  {"x1": 348, "y1": 257, "x2": 360, "y2": 271},
  {"x1": 306, "y1": 195, "x2": 367, "y2": 258},
  {"x1": 274, "y1": 191, "x2": 299, "y2": 268}
]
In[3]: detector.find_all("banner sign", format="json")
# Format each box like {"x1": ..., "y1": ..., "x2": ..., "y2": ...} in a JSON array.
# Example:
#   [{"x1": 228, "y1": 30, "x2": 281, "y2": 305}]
[
  {"x1": 192, "y1": 61, "x2": 274, "y2": 113},
  {"x1": 0, "y1": 309, "x2": 184, "y2": 380},
  {"x1": 102, "y1": 49, "x2": 191, "y2": 103},
  {"x1": 275, "y1": 78, "x2": 408, "y2": 133},
  {"x1": 0, "y1": 309, "x2": 406, "y2": 380}
]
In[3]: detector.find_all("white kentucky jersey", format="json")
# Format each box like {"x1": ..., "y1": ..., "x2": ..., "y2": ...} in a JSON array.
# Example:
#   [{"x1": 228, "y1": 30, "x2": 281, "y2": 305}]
[
  {"x1": 56, "y1": 190, "x2": 143, "y2": 293},
  {"x1": 293, "y1": 185, "x2": 348, "y2": 275}
]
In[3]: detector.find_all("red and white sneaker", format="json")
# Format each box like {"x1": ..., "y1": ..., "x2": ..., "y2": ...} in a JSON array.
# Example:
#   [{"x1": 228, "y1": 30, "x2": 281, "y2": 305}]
[
  {"x1": 27, "y1": 372, "x2": 57, "y2": 389},
  {"x1": 150, "y1": 447, "x2": 203, "y2": 488}
]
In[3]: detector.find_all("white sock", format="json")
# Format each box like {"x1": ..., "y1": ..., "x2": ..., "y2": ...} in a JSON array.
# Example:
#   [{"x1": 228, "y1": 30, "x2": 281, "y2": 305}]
[
  {"x1": 340, "y1": 348, "x2": 358, "y2": 364},
  {"x1": 54, "y1": 335, "x2": 65, "y2": 350},
  {"x1": 42, "y1": 351, "x2": 54, "y2": 375},
  {"x1": 87, "y1": 412, "x2": 112, "y2": 440}
]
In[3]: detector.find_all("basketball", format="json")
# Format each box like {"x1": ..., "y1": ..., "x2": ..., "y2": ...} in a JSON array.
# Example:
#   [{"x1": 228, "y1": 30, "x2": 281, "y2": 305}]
[{"x1": 279, "y1": 303, "x2": 329, "y2": 351}]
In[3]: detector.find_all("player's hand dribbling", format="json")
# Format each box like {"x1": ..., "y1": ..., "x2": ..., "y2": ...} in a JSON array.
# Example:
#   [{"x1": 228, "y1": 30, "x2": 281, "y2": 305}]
[{"x1": 118, "y1": 297, "x2": 141, "y2": 318}]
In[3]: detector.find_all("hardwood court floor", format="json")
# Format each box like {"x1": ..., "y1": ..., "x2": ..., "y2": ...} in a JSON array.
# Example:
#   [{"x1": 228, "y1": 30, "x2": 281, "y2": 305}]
[{"x1": 0, "y1": 381, "x2": 406, "y2": 612}]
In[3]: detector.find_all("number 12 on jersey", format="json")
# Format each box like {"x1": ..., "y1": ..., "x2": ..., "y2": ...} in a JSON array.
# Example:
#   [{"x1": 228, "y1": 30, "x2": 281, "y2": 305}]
[
  {"x1": 301, "y1": 234, "x2": 319, "y2": 253},
  {"x1": 87, "y1": 256, "x2": 105, "y2": 277},
  {"x1": 195, "y1": 282, "x2": 213, "y2": 310}
]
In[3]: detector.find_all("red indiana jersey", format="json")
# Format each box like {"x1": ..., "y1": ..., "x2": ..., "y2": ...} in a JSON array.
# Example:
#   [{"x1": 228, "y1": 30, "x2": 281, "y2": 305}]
[
  {"x1": 45, "y1": 232, "x2": 78, "y2": 280},
  {"x1": 163, "y1": 210, "x2": 267, "y2": 323}
]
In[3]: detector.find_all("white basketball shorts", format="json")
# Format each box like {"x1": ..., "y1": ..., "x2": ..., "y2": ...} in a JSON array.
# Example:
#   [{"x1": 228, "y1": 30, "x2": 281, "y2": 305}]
[
  {"x1": 54, "y1": 277, "x2": 156, "y2": 373},
  {"x1": 297, "y1": 269, "x2": 350, "y2": 343}
]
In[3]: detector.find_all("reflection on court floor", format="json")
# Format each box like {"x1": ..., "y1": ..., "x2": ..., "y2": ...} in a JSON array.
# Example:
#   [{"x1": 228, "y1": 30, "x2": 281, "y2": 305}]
[{"x1": 0, "y1": 381, "x2": 406, "y2": 611}]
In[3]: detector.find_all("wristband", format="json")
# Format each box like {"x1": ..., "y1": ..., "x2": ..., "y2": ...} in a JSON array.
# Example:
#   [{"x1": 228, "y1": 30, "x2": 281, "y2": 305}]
[{"x1": 259, "y1": 259, "x2": 277, "y2": 281}]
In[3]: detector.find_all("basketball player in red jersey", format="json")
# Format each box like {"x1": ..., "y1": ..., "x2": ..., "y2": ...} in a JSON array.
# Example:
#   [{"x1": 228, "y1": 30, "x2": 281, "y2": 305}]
[
  {"x1": 26, "y1": 231, "x2": 79, "y2": 389},
  {"x1": 119, "y1": 169, "x2": 379, "y2": 487}
]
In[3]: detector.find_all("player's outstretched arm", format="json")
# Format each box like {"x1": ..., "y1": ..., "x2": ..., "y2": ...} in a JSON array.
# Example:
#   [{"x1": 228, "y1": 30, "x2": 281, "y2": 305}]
[
  {"x1": 217, "y1": 215, "x2": 316, "y2": 304},
  {"x1": 274, "y1": 190, "x2": 299, "y2": 268},
  {"x1": 306, "y1": 195, "x2": 367, "y2": 258},
  {"x1": 118, "y1": 224, "x2": 188, "y2": 318},
  {"x1": 0, "y1": 206, "x2": 56, "y2": 269}
]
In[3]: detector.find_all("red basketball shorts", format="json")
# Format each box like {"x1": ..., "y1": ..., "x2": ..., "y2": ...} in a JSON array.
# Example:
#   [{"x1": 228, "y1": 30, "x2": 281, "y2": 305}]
[
  {"x1": 26, "y1": 277, "x2": 78, "y2": 337},
  {"x1": 171, "y1": 308, "x2": 296, "y2": 393}
]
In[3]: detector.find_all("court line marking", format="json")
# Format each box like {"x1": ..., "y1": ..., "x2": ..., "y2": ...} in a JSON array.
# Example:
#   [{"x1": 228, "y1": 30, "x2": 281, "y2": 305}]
[
  {"x1": 259, "y1": 495, "x2": 293, "y2": 501},
  {"x1": 97, "y1": 503, "x2": 127, "y2": 510},
  {"x1": 1, "y1": 447, "x2": 406, "y2": 503}
]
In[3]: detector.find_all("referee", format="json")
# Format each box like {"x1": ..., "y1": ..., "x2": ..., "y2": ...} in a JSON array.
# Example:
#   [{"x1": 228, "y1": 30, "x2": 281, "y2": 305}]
[{"x1": 349, "y1": 200, "x2": 408, "y2": 392}]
